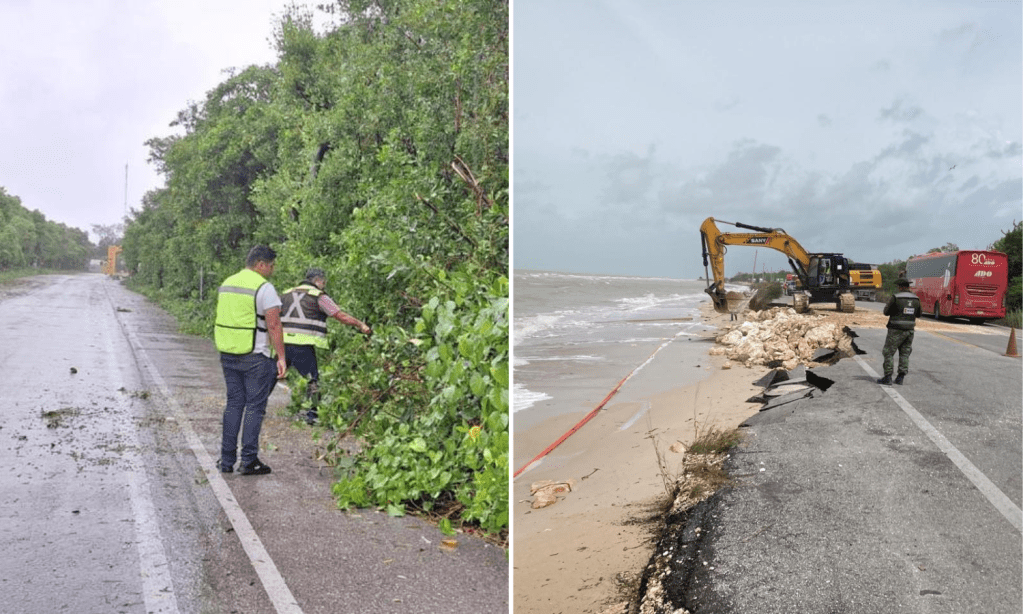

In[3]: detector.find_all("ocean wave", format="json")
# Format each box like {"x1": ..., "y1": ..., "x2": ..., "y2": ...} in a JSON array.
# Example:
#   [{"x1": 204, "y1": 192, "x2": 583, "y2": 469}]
[{"x1": 513, "y1": 383, "x2": 552, "y2": 413}]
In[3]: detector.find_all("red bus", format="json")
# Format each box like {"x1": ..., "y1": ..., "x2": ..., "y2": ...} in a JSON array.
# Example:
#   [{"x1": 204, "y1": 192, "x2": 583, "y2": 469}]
[{"x1": 905, "y1": 250, "x2": 1008, "y2": 324}]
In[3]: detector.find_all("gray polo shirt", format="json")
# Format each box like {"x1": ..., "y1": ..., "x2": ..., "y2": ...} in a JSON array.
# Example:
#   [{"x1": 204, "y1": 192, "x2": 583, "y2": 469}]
[{"x1": 254, "y1": 282, "x2": 282, "y2": 357}]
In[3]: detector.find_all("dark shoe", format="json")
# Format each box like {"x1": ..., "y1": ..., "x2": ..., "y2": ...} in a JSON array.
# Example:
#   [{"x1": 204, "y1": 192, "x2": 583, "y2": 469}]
[
  {"x1": 238, "y1": 458, "x2": 272, "y2": 476},
  {"x1": 894, "y1": 374, "x2": 905, "y2": 385},
  {"x1": 216, "y1": 460, "x2": 234, "y2": 473},
  {"x1": 877, "y1": 375, "x2": 893, "y2": 386}
]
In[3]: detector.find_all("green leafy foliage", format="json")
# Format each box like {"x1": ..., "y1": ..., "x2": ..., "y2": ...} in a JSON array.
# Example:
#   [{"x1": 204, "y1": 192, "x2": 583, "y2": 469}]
[
  {"x1": 991, "y1": 221, "x2": 1022, "y2": 313},
  {"x1": 121, "y1": 0, "x2": 508, "y2": 537},
  {"x1": 0, "y1": 187, "x2": 91, "y2": 271},
  {"x1": 877, "y1": 260, "x2": 908, "y2": 299}
]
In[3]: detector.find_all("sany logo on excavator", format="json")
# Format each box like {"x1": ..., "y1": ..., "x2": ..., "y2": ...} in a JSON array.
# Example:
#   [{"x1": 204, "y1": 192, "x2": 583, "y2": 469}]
[{"x1": 745, "y1": 237, "x2": 769, "y2": 244}]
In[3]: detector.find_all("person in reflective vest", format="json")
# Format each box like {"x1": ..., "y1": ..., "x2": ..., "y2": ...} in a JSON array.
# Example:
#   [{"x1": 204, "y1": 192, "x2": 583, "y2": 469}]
[
  {"x1": 878, "y1": 277, "x2": 922, "y2": 386},
  {"x1": 214, "y1": 245, "x2": 287, "y2": 475},
  {"x1": 281, "y1": 267, "x2": 372, "y2": 425}
]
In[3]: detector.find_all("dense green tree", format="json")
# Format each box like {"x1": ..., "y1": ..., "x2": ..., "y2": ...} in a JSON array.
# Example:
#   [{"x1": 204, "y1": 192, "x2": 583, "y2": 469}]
[
  {"x1": 877, "y1": 259, "x2": 907, "y2": 297},
  {"x1": 0, "y1": 186, "x2": 91, "y2": 271},
  {"x1": 122, "y1": 0, "x2": 509, "y2": 536},
  {"x1": 991, "y1": 221, "x2": 1022, "y2": 313},
  {"x1": 91, "y1": 223, "x2": 124, "y2": 259}
]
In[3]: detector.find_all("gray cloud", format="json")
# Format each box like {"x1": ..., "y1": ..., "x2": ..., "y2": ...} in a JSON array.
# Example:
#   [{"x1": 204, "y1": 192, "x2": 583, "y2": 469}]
[
  {"x1": 878, "y1": 100, "x2": 924, "y2": 123},
  {"x1": 714, "y1": 97, "x2": 741, "y2": 112},
  {"x1": 514, "y1": 1, "x2": 1020, "y2": 278}
]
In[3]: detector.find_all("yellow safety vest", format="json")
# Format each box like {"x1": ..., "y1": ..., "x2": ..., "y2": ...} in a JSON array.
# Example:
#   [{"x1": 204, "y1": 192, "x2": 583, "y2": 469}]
[
  {"x1": 214, "y1": 268, "x2": 268, "y2": 354},
  {"x1": 280, "y1": 283, "x2": 329, "y2": 349}
]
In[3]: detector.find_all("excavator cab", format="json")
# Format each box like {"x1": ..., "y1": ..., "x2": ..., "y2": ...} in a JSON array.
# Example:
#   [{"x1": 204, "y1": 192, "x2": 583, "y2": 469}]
[
  {"x1": 804, "y1": 253, "x2": 855, "y2": 312},
  {"x1": 807, "y1": 254, "x2": 849, "y2": 288}
]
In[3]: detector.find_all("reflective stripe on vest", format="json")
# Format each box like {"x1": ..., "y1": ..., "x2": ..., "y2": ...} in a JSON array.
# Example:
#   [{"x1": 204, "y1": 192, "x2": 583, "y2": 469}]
[
  {"x1": 215, "y1": 268, "x2": 267, "y2": 354},
  {"x1": 281, "y1": 283, "x2": 328, "y2": 349}
]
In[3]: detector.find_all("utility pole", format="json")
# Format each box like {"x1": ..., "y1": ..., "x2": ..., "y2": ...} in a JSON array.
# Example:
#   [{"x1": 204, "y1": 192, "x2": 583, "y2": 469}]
[{"x1": 124, "y1": 163, "x2": 128, "y2": 217}]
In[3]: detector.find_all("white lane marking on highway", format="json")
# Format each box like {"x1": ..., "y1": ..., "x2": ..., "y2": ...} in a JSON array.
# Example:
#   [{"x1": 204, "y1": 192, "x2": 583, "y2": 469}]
[
  {"x1": 103, "y1": 319, "x2": 180, "y2": 614},
  {"x1": 854, "y1": 356, "x2": 1022, "y2": 533},
  {"x1": 108, "y1": 301, "x2": 304, "y2": 614}
]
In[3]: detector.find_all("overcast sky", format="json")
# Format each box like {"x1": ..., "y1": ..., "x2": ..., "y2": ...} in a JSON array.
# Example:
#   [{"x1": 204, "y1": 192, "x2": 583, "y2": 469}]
[
  {"x1": 0, "y1": 0, "x2": 325, "y2": 242},
  {"x1": 513, "y1": 0, "x2": 1022, "y2": 279}
]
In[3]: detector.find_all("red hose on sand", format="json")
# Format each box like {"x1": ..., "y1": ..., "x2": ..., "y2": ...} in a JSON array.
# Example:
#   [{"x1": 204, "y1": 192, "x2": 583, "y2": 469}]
[
  {"x1": 512, "y1": 373, "x2": 630, "y2": 478},
  {"x1": 513, "y1": 332, "x2": 685, "y2": 478}
]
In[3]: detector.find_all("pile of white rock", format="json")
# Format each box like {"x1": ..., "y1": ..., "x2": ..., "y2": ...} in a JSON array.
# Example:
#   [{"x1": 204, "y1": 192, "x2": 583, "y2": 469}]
[{"x1": 709, "y1": 307, "x2": 856, "y2": 371}]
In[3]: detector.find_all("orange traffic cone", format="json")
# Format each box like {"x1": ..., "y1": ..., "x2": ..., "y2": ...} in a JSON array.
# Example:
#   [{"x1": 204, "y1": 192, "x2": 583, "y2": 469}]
[{"x1": 1005, "y1": 328, "x2": 1020, "y2": 358}]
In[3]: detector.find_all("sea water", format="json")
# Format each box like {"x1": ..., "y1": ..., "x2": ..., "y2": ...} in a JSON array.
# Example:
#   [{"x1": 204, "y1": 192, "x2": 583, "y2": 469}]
[{"x1": 513, "y1": 270, "x2": 737, "y2": 432}]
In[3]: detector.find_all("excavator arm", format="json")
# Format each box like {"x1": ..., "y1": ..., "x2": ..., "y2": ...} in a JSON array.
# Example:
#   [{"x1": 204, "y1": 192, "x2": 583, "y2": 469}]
[{"x1": 700, "y1": 217, "x2": 817, "y2": 313}]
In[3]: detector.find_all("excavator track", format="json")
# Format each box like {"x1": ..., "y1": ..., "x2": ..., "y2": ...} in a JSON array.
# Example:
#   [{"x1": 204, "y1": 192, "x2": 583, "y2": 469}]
[
  {"x1": 793, "y1": 293, "x2": 809, "y2": 313},
  {"x1": 839, "y1": 292, "x2": 856, "y2": 313}
]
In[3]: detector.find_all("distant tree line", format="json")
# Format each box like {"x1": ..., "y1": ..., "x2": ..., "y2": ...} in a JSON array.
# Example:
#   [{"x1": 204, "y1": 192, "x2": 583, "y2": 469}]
[
  {"x1": 121, "y1": 0, "x2": 508, "y2": 535},
  {"x1": 0, "y1": 187, "x2": 92, "y2": 270}
]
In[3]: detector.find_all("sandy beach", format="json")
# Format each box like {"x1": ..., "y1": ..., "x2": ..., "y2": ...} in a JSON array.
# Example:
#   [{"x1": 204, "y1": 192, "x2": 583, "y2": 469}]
[
  {"x1": 512, "y1": 304, "x2": 770, "y2": 614},
  {"x1": 511, "y1": 290, "x2": 1005, "y2": 613}
]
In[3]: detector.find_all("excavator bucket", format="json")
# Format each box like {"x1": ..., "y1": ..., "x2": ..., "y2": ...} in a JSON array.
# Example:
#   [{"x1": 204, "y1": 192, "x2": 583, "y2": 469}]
[
  {"x1": 705, "y1": 287, "x2": 758, "y2": 315},
  {"x1": 711, "y1": 296, "x2": 732, "y2": 314},
  {"x1": 705, "y1": 287, "x2": 732, "y2": 314}
]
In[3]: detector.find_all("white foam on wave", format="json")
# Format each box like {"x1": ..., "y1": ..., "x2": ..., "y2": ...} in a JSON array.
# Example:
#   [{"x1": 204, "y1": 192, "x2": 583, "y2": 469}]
[
  {"x1": 514, "y1": 312, "x2": 575, "y2": 344},
  {"x1": 513, "y1": 383, "x2": 553, "y2": 413},
  {"x1": 517, "y1": 293, "x2": 710, "y2": 345},
  {"x1": 518, "y1": 354, "x2": 602, "y2": 363}
]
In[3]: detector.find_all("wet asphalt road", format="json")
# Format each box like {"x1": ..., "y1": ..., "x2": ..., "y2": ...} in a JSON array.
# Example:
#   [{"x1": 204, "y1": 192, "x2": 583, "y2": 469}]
[
  {"x1": 677, "y1": 312, "x2": 1022, "y2": 612},
  {"x1": 0, "y1": 274, "x2": 508, "y2": 614}
]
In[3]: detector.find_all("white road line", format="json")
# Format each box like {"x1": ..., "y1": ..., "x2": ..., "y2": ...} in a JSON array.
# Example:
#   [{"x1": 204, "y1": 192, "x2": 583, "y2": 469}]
[
  {"x1": 107, "y1": 293, "x2": 303, "y2": 614},
  {"x1": 854, "y1": 356, "x2": 1023, "y2": 533},
  {"x1": 103, "y1": 318, "x2": 180, "y2": 614}
]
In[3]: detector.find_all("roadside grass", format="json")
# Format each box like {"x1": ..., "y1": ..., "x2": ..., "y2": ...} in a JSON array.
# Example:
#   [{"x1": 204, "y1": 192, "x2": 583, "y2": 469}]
[
  {"x1": 650, "y1": 423, "x2": 744, "y2": 502},
  {"x1": 993, "y1": 309, "x2": 1021, "y2": 329},
  {"x1": 0, "y1": 267, "x2": 75, "y2": 284},
  {"x1": 688, "y1": 426, "x2": 743, "y2": 455},
  {"x1": 749, "y1": 281, "x2": 783, "y2": 311},
  {"x1": 125, "y1": 279, "x2": 215, "y2": 337},
  {"x1": 680, "y1": 427, "x2": 741, "y2": 500}
]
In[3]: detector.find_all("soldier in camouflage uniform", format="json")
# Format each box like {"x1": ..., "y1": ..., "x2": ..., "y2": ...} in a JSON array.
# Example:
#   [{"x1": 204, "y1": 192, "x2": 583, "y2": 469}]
[{"x1": 879, "y1": 278, "x2": 922, "y2": 385}]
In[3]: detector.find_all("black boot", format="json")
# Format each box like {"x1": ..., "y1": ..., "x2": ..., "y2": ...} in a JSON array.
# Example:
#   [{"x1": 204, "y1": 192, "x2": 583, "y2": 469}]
[
  {"x1": 894, "y1": 373, "x2": 905, "y2": 385},
  {"x1": 877, "y1": 374, "x2": 892, "y2": 385}
]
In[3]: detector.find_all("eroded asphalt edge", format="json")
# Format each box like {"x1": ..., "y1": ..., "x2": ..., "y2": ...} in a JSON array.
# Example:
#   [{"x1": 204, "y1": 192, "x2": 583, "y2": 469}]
[{"x1": 633, "y1": 324, "x2": 1022, "y2": 613}]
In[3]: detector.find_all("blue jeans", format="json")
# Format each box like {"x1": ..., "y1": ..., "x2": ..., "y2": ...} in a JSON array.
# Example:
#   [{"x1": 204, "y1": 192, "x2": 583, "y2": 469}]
[{"x1": 220, "y1": 352, "x2": 277, "y2": 466}]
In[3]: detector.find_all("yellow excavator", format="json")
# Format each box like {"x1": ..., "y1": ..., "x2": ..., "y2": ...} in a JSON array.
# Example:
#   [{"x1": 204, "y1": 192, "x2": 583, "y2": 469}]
[{"x1": 700, "y1": 217, "x2": 856, "y2": 314}]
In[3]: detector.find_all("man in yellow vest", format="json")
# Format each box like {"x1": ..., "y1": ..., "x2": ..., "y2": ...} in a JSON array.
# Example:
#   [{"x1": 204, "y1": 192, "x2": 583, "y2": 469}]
[
  {"x1": 213, "y1": 245, "x2": 287, "y2": 475},
  {"x1": 281, "y1": 267, "x2": 371, "y2": 425}
]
